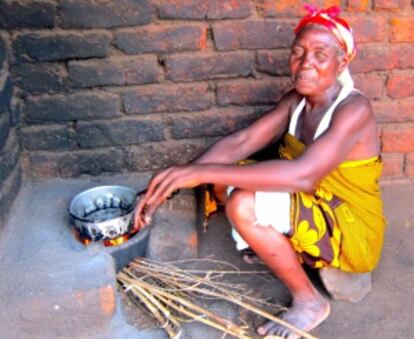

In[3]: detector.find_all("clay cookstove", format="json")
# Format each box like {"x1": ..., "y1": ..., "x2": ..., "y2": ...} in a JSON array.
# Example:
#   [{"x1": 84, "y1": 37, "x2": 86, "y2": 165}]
[{"x1": 69, "y1": 185, "x2": 150, "y2": 272}]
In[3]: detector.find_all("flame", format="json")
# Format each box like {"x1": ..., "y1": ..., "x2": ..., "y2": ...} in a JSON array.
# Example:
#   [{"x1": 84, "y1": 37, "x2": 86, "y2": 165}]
[{"x1": 72, "y1": 227, "x2": 139, "y2": 247}]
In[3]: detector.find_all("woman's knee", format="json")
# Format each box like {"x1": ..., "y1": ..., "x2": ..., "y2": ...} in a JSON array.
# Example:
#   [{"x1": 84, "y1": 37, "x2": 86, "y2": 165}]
[{"x1": 225, "y1": 189, "x2": 255, "y2": 226}]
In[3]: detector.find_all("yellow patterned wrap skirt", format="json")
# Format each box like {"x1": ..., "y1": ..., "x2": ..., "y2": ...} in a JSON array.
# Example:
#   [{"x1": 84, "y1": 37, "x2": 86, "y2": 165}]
[
  {"x1": 204, "y1": 133, "x2": 386, "y2": 273},
  {"x1": 281, "y1": 133, "x2": 386, "y2": 273}
]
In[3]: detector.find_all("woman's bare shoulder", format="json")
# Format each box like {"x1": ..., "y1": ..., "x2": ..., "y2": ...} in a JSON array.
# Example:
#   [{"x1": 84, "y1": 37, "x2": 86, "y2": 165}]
[
  {"x1": 282, "y1": 88, "x2": 303, "y2": 107},
  {"x1": 275, "y1": 89, "x2": 303, "y2": 117},
  {"x1": 340, "y1": 90, "x2": 372, "y2": 110},
  {"x1": 334, "y1": 90, "x2": 374, "y2": 122}
]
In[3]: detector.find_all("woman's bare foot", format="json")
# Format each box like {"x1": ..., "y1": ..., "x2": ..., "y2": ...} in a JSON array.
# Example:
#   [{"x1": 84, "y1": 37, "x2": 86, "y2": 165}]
[{"x1": 257, "y1": 296, "x2": 330, "y2": 338}]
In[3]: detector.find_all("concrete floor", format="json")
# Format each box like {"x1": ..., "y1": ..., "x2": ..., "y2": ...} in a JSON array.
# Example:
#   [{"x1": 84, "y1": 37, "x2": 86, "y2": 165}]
[
  {"x1": 0, "y1": 176, "x2": 413, "y2": 338},
  {"x1": 135, "y1": 181, "x2": 414, "y2": 339}
]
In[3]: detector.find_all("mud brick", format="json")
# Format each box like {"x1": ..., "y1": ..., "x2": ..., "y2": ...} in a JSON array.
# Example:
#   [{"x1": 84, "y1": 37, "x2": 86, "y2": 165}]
[
  {"x1": 213, "y1": 20, "x2": 295, "y2": 51},
  {"x1": 157, "y1": 0, "x2": 253, "y2": 19},
  {"x1": 13, "y1": 32, "x2": 111, "y2": 62},
  {"x1": 165, "y1": 52, "x2": 254, "y2": 82},
  {"x1": 0, "y1": 132, "x2": 19, "y2": 183},
  {"x1": 381, "y1": 123, "x2": 414, "y2": 153},
  {"x1": 76, "y1": 118, "x2": 165, "y2": 148},
  {"x1": 208, "y1": 0, "x2": 253, "y2": 19},
  {"x1": 12, "y1": 63, "x2": 67, "y2": 95},
  {"x1": 0, "y1": 165, "x2": 21, "y2": 227},
  {"x1": 345, "y1": 16, "x2": 387, "y2": 43},
  {"x1": 406, "y1": 153, "x2": 414, "y2": 177},
  {"x1": 256, "y1": 0, "x2": 303, "y2": 18},
  {"x1": 123, "y1": 83, "x2": 212, "y2": 114},
  {"x1": 346, "y1": 0, "x2": 371, "y2": 12},
  {"x1": 115, "y1": 24, "x2": 207, "y2": 54},
  {"x1": 68, "y1": 56, "x2": 160, "y2": 88},
  {"x1": 20, "y1": 124, "x2": 77, "y2": 151},
  {"x1": 373, "y1": 0, "x2": 409, "y2": 10},
  {"x1": 171, "y1": 107, "x2": 260, "y2": 139},
  {"x1": 257, "y1": 50, "x2": 291, "y2": 76},
  {"x1": 0, "y1": 113, "x2": 10, "y2": 148},
  {"x1": 386, "y1": 72, "x2": 414, "y2": 100},
  {"x1": 25, "y1": 92, "x2": 121, "y2": 123},
  {"x1": 124, "y1": 140, "x2": 205, "y2": 171},
  {"x1": 372, "y1": 98, "x2": 414, "y2": 123},
  {"x1": 0, "y1": 0, "x2": 55, "y2": 28},
  {"x1": 392, "y1": 44, "x2": 414, "y2": 68},
  {"x1": 27, "y1": 148, "x2": 126, "y2": 177},
  {"x1": 60, "y1": 0, "x2": 153, "y2": 28},
  {"x1": 381, "y1": 153, "x2": 403, "y2": 177},
  {"x1": 353, "y1": 74, "x2": 384, "y2": 100},
  {"x1": 390, "y1": 17, "x2": 414, "y2": 43},
  {"x1": 217, "y1": 78, "x2": 293, "y2": 106},
  {"x1": 350, "y1": 45, "x2": 398, "y2": 74},
  {"x1": 257, "y1": 0, "x2": 341, "y2": 18}
]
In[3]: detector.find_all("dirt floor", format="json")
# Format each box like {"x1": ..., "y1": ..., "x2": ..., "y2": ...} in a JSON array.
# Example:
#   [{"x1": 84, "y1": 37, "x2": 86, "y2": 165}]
[{"x1": 121, "y1": 182, "x2": 414, "y2": 339}]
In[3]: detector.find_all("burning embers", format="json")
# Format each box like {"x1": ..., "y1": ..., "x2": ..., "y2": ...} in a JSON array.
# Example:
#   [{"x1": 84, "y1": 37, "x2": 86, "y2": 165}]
[
  {"x1": 69, "y1": 186, "x2": 139, "y2": 247},
  {"x1": 72, "y1": 226, "x2": 138, "y2": 247}
]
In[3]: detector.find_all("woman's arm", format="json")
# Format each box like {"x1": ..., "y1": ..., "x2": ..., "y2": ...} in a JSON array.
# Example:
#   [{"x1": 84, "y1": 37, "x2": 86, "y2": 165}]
[{"x1": 134, "y1": 94, "x2": 375, "y2": 227}]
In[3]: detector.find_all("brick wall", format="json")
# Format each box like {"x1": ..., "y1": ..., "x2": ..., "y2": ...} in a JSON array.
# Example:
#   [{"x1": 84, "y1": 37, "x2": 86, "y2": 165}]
[
  {"x1": 0, "y1": 32, "x2": 22, "y2": 229},
  {"x1": 1, "y1": 0, "x2": 414, "y2": 182}
]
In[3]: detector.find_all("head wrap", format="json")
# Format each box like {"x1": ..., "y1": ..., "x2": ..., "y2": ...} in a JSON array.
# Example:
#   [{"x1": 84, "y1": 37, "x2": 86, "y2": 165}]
[
  {"x1": 294, "y1": 4, "x2": 355, "y2": 88},
  {"x1": 294, "y1": 4, "x2": 356, "y2": 61}
]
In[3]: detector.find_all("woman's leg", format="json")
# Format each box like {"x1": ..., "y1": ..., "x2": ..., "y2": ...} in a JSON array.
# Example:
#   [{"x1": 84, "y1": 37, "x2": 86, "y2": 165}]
[
  {"x1": 226, "y1": 189, "x2": 330, "y2": 337},
  {"x1": 212, "y1": 184, "x2": 228, "y2": 205}
]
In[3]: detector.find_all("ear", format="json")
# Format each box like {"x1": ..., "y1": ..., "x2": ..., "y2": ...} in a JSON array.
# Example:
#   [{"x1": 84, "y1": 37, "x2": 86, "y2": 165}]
[{"x1": 337, "y1": 53, "x2": 350, "y2": 75}]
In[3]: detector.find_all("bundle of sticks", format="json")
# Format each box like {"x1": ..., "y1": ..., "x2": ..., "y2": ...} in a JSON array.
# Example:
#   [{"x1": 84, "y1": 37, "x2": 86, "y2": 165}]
[{"x1": 117, "y1": 258, "x2": 316, "y2": 339}]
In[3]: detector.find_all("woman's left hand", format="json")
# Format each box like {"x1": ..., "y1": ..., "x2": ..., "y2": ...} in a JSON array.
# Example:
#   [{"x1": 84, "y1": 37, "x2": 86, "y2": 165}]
[{"x1": 134, "y1": 165, "x2": 203, "y2": 228}]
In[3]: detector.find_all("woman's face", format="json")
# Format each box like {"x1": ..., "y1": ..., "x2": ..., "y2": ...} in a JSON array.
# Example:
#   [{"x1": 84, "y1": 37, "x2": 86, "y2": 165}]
[{"x1": 289, "y1": 26, "x2": 347, "y2": 96}]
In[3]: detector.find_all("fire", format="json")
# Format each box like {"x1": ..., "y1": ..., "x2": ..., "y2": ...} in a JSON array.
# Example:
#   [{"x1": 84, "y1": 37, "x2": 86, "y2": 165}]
[{"x1": 72, "y1": 227, "x2": 138, "y2": 247}]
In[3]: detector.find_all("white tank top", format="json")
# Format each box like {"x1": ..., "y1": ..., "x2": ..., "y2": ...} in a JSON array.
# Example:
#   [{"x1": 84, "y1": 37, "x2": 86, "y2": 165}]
[{"x1": 288, "y1": 83, "x2": 357, "y2": 140}]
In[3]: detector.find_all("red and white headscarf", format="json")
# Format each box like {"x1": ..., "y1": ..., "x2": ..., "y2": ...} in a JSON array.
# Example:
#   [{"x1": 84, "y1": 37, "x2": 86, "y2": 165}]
[{"x1": 294, "y1": 4, "x2": 356, "y2": 88}]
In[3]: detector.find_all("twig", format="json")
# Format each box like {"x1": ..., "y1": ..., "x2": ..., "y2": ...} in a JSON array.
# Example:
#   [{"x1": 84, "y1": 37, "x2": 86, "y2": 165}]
[
  {"x1": 124, "y1": 284, "x2": 178, "y2": 338},
  {"x1": 128, "y1": 259, "x2": 279, "y2": 309},
  {"x1": 118, "y1": 259, "x2": 316, "y2": 339},
  {"x1": 120, "y1": 271, "x2": 248, "y2": 337},
  {"x1": 156, "y1": 293, "x2": 250, "y2": 339}
]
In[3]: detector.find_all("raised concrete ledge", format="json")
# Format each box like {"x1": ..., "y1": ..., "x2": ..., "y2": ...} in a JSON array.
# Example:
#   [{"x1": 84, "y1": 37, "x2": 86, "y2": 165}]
[{"x1": 0, "y1": 173, "x2": 199, "y2": 338}]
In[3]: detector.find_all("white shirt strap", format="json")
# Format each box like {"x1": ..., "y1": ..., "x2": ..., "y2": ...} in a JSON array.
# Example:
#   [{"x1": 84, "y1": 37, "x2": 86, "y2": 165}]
[
  {"x1": 313, "y1": 82, "x2": 354, "y2": 140},
  {"x1": 288, "y1": 97, "x2": 306, "y2": 137}
]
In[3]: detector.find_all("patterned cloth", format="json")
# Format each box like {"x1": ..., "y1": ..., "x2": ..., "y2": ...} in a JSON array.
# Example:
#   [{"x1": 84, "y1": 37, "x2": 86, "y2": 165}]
[
  {"x1": 281, "y1": 133, "x2": 386, "y2": 273},
  {"x1": 294, "y1": 4, "x2": 356, "y2": 60},
  {"x1": 203, "y1": 133, "x2": 386, "y2": 273},
  {"x1": 294, "y1": 4, "x2": 356, "y2": 90}
]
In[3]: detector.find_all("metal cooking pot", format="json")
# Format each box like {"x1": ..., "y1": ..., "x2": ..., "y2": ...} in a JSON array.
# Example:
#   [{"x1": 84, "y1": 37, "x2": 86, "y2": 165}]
[{"x1": 68, "y1": 185, "x2": 138, "y2": 241}]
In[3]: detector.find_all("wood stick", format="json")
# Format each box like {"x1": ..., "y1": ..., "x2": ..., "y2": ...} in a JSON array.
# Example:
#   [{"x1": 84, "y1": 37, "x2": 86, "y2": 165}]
[
  {"x1": 126, "y1": 269, "x2": 315, "y2": 339},
  {"x1": 120, "y1": 261, "x2": 316, "y2": 339},
  {"x1": 123, "y1": 283, "x2": 177, "y2": 338},
  {"x1": 156, "y1": 294, "x2": 251, "y2": 339},
  {"x1": 119, "y1": 272, "x2": 248, "y2": 338},
  {"x1": 126, "y1": 262, "x2": 260, "y2": 302},
  {"x1": 134, "y1": 284, "x2": 181, "y2": 329}
]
